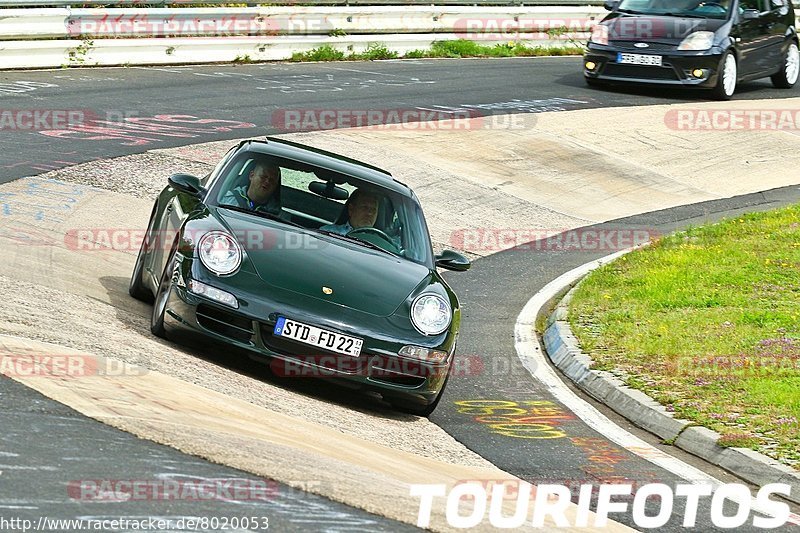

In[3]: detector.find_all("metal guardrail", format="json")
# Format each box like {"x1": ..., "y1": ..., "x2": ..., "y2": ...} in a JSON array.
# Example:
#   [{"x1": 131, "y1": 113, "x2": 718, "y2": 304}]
[
  {"x1": 0, "y1": 5, "x2": 597, "y2": 67},
  {"x1": 0, "y1": 6, "x2": 603, "y2": 40}
]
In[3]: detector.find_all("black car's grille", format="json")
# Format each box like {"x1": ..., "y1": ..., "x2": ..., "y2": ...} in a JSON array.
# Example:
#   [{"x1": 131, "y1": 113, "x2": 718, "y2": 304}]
[
  {"x1": 609, "y1": 41, "x2": 676, "y2": 52},
  {"x1": 602, "y1": 63, "x2": 679, "y2": 80},
  {"x1": 196, "y1": 304, "x2": 254, "y2": 343}
]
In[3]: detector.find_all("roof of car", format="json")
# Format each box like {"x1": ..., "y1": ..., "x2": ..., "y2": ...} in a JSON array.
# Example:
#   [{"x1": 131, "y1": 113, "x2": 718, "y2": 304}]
[{"x1": 241, "y1": 137, "x2": 413, "y2": 197}]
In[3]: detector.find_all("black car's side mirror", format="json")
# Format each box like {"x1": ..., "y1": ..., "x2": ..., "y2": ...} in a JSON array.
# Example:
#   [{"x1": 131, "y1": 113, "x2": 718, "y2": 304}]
[
  {"x1": 742, "y1": 8, "x2": 760, "y2": 19},
  {"x1": 435, "y1": 250, "x2": 471, "y2": 272},
  {"x1": 604, "y1": 0, "x2": 620, "y2": 10},
  {"x1": 168, "y1": 173, "x2": 205, "y2": 198}
]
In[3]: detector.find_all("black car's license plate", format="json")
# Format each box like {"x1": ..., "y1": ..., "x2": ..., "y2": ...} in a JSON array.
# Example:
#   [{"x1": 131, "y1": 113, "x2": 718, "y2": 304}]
[
  {"x1": 617, "y1": 53, "x2": 663, "y2": 66},
  {"x1": 274, "y1": 317, "x2": 363, "y2": 357}
]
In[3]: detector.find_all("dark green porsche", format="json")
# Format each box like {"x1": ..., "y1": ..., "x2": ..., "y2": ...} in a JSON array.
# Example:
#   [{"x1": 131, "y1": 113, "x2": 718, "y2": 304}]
[{"x1": 129, "y1": 137, "x2": 470, "y2": 416}]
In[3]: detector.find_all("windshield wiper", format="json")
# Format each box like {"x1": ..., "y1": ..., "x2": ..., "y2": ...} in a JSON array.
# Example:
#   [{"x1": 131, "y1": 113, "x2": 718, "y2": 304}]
[
  {"x1": 216, "y1": 204, "x2": 305, "y2": 229},
  {"x1": 617, "y1": 8, "x2": 644, "y2": 13},
  {"x1": 317, "y1": 229, "x2": 400, "y2": 258}
]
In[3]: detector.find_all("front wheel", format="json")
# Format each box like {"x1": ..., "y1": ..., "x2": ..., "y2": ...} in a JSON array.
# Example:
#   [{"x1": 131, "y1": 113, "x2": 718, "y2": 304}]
[
  {"x1": 771, "y1": 41, "x2": 800, "y2": 88},
  {"x1": 151, "y1": 244, "x2": 178, "y2": 338},
  {"x1": 129, "y1": 202, "x2": 158, "y2": 303},
  {"x1": 712, "y1": 51, "x2": 737, "y2": 100}
]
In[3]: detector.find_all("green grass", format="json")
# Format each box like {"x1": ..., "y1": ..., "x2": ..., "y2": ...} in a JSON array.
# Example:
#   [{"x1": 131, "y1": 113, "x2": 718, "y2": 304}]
[
  {"x1": 290, "y1": 43, "x2": 398, "y2": 62},
  {"x1": 290, "y1": 40, "x2": 583, "y2": 63},
  {"x1": 568, "y1": 205, "x2": 800, "y2": 467}
]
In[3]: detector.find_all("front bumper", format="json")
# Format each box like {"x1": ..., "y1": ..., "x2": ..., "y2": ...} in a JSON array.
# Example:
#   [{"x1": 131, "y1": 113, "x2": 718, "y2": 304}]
[
  {"x1": 584, "y1": 44, "x2": 724, "y2": 87},
  {"x1": 162, "y1": 268, "x2": 451, "y2": 406}
]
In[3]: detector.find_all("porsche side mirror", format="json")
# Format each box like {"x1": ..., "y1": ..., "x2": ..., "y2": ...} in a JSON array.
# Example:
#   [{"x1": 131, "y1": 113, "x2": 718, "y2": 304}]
[
  {"x1": 604, "y1": 0, "x2": 620, "y2": 10},
  {"x1": 742, "y1": 8, "x2": 760, "y2": 19},
  {"x1": 435, "y1": 250, "x2": 471, "y2": 272},
  {"x1": 168, "y1": 173, "x2": 205, "y2": 198}
]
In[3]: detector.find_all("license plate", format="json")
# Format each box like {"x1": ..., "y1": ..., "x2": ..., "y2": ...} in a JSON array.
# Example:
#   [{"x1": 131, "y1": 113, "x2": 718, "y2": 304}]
[
  {"x1": 617, "y1": 53, "x2": 662, "y2": 66},
  {"x1": 274, "y1": 317, "x2": 363, "y2": 357}
]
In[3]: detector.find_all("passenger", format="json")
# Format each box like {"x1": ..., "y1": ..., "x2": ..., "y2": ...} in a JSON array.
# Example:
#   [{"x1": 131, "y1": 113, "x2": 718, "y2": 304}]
[{"x1": 220, "y1": 162, "x2": 281, "y2": 215}]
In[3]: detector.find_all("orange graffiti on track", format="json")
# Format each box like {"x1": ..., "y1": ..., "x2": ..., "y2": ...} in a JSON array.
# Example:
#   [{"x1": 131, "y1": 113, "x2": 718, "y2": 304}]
[{"x1": 454, "y1": 399, "x2": 574, "y2": 439}]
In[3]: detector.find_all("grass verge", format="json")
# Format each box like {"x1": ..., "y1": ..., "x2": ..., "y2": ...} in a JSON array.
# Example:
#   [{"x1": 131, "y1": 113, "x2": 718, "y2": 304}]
[
  {"x1": 568, "y1": 205, "x2": 800, "y2": 467},
  {"x1": 290, "y1": 40, "x2": 583, "y2": 62}
]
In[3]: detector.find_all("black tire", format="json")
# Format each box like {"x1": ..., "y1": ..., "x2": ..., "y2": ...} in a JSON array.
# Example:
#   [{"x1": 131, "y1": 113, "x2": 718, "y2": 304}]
[
  {"x1": 771, "y1": 41, "x2": 800, "y2": 89},
  {"x1": 129, "y1": 202, "x2": 158, "y2": 303},
  {"x1": 711, "y1": 51, "x2": 737, "y2": 100},
  {"x1": 390, "y1": 371, "x2": 450, "y2": 417},
  {"x1": 150, "y1": 243, "x2": 178, "y2": 338}
]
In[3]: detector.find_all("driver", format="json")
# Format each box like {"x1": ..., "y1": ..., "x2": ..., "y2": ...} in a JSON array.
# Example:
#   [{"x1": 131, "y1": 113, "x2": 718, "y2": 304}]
[{"x1": 320, "y1": 189, "x2": 379, "y2": 235}]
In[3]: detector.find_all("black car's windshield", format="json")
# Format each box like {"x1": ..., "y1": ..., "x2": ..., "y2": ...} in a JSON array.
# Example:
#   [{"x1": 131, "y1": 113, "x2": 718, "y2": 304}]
[
  {"x1": 208, "y1": 151, "x2": 433, "y2": 266},
  {"x1": 617, "y1": 0, "x2": 732, "y2": 18}
]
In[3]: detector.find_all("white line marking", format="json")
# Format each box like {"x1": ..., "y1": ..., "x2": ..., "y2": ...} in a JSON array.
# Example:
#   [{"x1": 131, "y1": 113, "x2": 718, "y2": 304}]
[{"x1": 514, "y1": 249, "x2": 800, "y2": 524}]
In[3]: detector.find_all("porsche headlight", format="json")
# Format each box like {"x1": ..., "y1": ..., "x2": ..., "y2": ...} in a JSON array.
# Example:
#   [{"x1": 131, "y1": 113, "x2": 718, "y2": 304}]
[
  {"x1": 411, "y1": 294, "x2": 451, "y2": 336},
  {"x1": 198, "y1": 231, "x2": 241, "y2": 276},
  {"x1": 678, "y1": 31, "x2": 714, "y2": 51}
]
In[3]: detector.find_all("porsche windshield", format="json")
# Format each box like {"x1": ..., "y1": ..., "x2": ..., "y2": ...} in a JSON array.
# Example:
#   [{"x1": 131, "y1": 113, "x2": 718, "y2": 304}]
[
  {"x1": 617, "y1": 0, "x2": 733, "y2": 18},
  {"x1": 209, "y1": 152, "x2": 434, "y2": 266}
]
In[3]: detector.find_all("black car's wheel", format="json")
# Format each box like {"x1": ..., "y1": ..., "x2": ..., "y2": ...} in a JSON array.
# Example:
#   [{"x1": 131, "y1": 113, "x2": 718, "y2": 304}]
[
  {"x1": 771, "y1": 41, "x2": 800, "y2": 88},
  {"x1": 151, "y1": 242, "x2": 178, "y2": 338},
  {"x1": 389, "y1": 371, "x2": 450, "y2": 417},
  {"x1": 129, "y1": 202, "x2": 158, "y2": 303},
  {"x1": 711, "y1": 51, "x2": 737, "y2": 100}
]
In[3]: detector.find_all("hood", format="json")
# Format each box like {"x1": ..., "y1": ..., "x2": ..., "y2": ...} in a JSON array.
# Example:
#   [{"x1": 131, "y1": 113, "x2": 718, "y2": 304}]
[
  {"x1": 216, "y1": 208, "x2": 431, "y2": 317},
  {"x1": 603, "y1": 14, "x2": 726, "y2": 43}
]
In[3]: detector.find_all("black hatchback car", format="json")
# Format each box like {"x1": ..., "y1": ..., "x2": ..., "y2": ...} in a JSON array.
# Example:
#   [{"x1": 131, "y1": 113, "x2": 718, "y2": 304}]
[{"x1": 584, "y1": 0, "x2": 799, "y2": 99}]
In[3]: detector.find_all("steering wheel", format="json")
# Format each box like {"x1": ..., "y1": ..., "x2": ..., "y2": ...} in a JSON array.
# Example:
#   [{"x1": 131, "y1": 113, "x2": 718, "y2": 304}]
[{"x1": 346, "y1": 227, "x2": 400, "y2": 253}]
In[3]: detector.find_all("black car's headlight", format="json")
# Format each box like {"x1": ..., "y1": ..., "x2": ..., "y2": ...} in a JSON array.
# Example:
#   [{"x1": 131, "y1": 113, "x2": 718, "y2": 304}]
[
  {"x1": 198, "y1": 231, "x2": 242, "y2": 276},
  {"x1": 678, "y1": 31, "x2": 714, "y2": 51},
  {"x1": 411, "y1": 293, "x2": 452, "y2": 336},
  {"x1": 590, "y1": 25, "x2": 609, "y2": 46}
]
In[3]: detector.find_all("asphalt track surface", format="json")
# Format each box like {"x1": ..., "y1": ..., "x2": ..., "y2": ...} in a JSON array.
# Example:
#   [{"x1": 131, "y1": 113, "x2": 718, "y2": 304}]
[
  {"x1": 2, "y1": 57, "x2": 800, "y2": 531},
  {"x1": 0, "y1": 56, "x2": 799, "y2": 183},
  {"x1": 434, "y1": 186, "x2": 800, "y2": 532}
]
